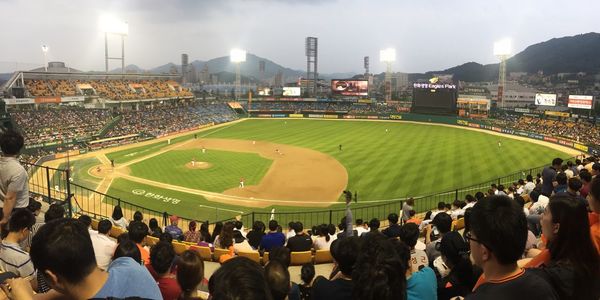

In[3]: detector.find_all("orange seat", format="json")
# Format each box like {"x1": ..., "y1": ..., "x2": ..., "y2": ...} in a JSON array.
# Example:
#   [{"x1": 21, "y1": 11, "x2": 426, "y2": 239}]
[
  {"x1": 314, "y1": 250, "x2": 333, "y2": 264},
  {"x1": 189, "y1": 245, "x2": 213, "y2": 261},
  {"x1": 290, "y1": 251, "x2": 313, "y2": 266},
  {"x1": 172, "y1": 242, "x2": 189, "y2": 255},
  {"x1": 238, "y1": 251, "x2": 261, "y2": 264},
  {"x1": 213, "y1": 248, "x2": 231, "y2": 262},
  {"x1": 452, "y1": 218, "x2": 465, "y2": 231}
]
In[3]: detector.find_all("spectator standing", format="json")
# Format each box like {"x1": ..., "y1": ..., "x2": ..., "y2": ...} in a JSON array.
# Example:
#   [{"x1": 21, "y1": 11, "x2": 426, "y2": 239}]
[
  {"x1": 0, "y1": 130, "x2": 29, "y2": 229},
  {"x1": 402, "y1": 198, "x2": 415, "y2": 223},
  {"x1": 542, "y1": 158, "x2": 563, "y2": 196},
  {"x1": 91, "y1": 219, "x2": 117, "y2": 270}
]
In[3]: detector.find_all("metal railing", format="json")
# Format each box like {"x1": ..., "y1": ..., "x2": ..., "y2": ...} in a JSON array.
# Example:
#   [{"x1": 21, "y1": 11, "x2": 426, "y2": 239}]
[{"x1": 24, "y1": 155, "x2": 578, "y2": 230}]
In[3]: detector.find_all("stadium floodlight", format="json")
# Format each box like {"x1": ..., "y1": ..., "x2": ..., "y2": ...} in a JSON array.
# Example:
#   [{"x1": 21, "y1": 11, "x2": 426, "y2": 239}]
[
  {"x1": 230, "y1": 48, "x2": 247, "y2": 63},
  {"x1": 379, "y1": 48, "x2": 396, "y2": 63},
  {"x1": 100, "y1": 14, "x2": 129, "y2": 35},
  {"x1": 493, "y1": 38, "x2": 511, "y2": 57},
  {"x1": 41, "y1": 45, "x2": 48, "y2": 72}
]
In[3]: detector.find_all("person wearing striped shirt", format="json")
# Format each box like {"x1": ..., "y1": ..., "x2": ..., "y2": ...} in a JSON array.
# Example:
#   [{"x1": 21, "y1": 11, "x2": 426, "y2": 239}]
[{"x1": 0, "y1": 209, "x2": 38, "y2": 291}]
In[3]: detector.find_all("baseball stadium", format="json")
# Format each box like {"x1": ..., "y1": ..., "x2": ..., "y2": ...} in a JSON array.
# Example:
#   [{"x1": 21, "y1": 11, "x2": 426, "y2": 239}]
[{"x1": 1, "y1": 2, "x2": 600, "y2": 299}]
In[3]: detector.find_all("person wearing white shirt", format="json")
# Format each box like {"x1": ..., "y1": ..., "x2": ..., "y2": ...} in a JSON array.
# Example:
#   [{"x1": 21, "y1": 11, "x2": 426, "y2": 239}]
[
  {"x1": 285, "y1": 222, "x2": 296, "y2": 243},
  {"x1": 91, "y1": 219, "x2": 117, "y2": 270},
  {"x1": 313, "y1": 225, "x2": 333, "y2": 250},
  {"x1": 354, "y1": 219, "x2": 369, "y2": 236},
  {"x1": 526, "y1": 191, "x2": 549, "y2": 236},
  {"x1": 523, "y1": 175, "x2": 536, "y2": 195}
]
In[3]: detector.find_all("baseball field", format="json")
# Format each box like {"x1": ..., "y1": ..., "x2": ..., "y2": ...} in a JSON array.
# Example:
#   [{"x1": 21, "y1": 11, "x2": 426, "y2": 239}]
[{"x1": 56, "y1": 118, "x2": 575, "y2": 223}]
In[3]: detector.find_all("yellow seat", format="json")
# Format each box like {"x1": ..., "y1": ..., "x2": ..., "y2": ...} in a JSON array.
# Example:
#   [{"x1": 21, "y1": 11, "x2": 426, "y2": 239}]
[
  {"x1": 452, "y1": 218, "x2": 465, "y2": 231},
  {"x1": 290, "y1": 251, "x2": 313, "y2": 266},
  {"x1": 314, "y1": 250, "x2": 333, "y2": 264},
  {"x1": 213, "y1": 248, "x2": 231, "y2": 262},
  {"x1": 144, "y1": 236, "x2": 159, "y2": 247},
  {"x1": 262, "y1": 252, "x2": 269, "y2": 264},
  {"x1": 172, "y1": 242, "x2": 189, "y2": 255},
  {"x1": 91, "y1": 219, "x2": 100, "y2": 231},
  {"x1": 109, "y1": 226, "x2": 126, "y2": 239},
  {"x1": 190, "y1": 245, "x2": 213, "y2": 261},
  {"x1": 238, "y1": 251, "x2": 261, "y2": 264}
]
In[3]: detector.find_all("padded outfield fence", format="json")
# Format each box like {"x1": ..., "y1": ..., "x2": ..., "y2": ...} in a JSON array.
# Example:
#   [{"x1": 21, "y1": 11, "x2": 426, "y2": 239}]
[{"x1": 24, "y1": 155, "x2": 579, "y2": 229}]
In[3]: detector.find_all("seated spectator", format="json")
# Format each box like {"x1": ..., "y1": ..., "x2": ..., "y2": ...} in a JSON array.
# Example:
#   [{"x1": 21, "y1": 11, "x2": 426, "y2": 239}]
[
  {"x1": 523, "y1": 175, "x2": 536, "y2": 195},
  {"x1": 260, "y1": 220, "x2": 286, "y2": 252},
  {"x1": 113, "y1": 239, "x2": 142, "y2": 265},
  {"x1": 177, "y1": 250, "x2": 206, "y2": 300},
  {"x1": 463, "y1": 194, "x2": 477, "y2": 209},
  {"x1": 397, "y1": 241, "x2": 437, "y2": 300},
  {"x1": 132, "y1": 211, "x2": 144, "y2": 223},
  {"x1": 552, "y1": 172, "x2": 568, "y2": 194},
  {"x1": 0, "y1": 210, "x2": 37, "y2": 290},
  {"x1": 29, "y1": 218, "x2": 161, "y2": 299},
  {"x1": 26, "y1": 198, "x2": 42, "y2": 223},
  {"x1": 246, "y1": 221, "x2": 266, "y2": 250},
  {"x1": 352, "y1": 234, "x2": 406, "y2": 299},
  {"x1": 214, "y1": 222, "x2": 234, "y2": 250},
  {"x1": 165, "y1": 215, "x2": 183, "y2": 241},
  {"x1": 91, "y1": 219, "x2": 117, "y2": 270},
  {"x1": 312, "y1": 237, "x2": 359, "y2": 300},
  {"x1": 382, "y1": 213, "x2": 401, "y2": 238},
  {"x1": 233, "y1": 230, "x2": 253, "y2": 253},
  {"x1": 286, "y1": 222, "x2": 312, "y2": 252},
  {"x1": 265, "y1": 260, "x2": 291, "y2": 300},
  {"x1": 149, "y1": 241, "x2": 181, "y2": 300},
  {"x1": 580, "y1": 170, "x2": 593, "y2": 198},
  {"x1": 589, "y1": 177, "x2": 600, "y2": 252},
  {"x1": 467, "y1": 195, "x2": 558, "y2": 299},
  {"x1": 184, "y1": 221, "x2": 201, "y2": 244},
  {"x1": 361, "y1": 218, "x2": 381, "y2": 238},
  {"x1": 160, "y1": 232, "x2": 174, "y2": 243},
  {"x1": 78, "y1": 215, "x2": 96, "y2": 236},
  {"x1": 109, "y1": 205, "x2": 129, "y2": 229},
  {"x1": 198, "y1": 221, "x2": 212, "y2": 245},
  {"x1": 286, "y1": 222, "x2": 296, "y2": 241},
  {"x1": 234, "y1": 220, "x2": 246, "y2": 238},
  {"x1": 211, "y1": 222, "x2": 223, "y2": 243},
  {"x1": 208, "y1": 257, "x2": 271, "y2": 300},
  {"x1": 425, "y1": 212, "x2": 452, "y2": 264},
  {"x1": 128, "y1": 221, "x2": 150, "y2": 265},
  {"x1": 22, "y1": 202, "x2": 64, "y2": 251},
  {"x1": 405, "y1": 210, "x2": 422, "y2": 225},
  {"x1": 399, "y1": 223, "x2": 428, "y2": 273},
  {"x1": 527, "y1": 189, "x2": 550, "y2": 236},
  {"x1": 556, "y1": 177, "x2": 587, "y2": 206},
  {"x1": 336, "y1": 216, "x2": 357, "y2": 239},
  {"x1": 299, "y1": 263, "x2": 315, "y2": 300},
  {"x1": 449, "y1": 200, "x2": 466, "y2": 220},
  {"x1": 267, "y1": 247, "x2": 300, "y2": 300},
  {"x1": 526, "y1": 195, "x2": 600, "y2": 299},
  {"x1": 313, "y1": 224, "x2": 333, "y2": 250},
  {"x1": 437, "y1": 231, "x2": 481, "y2": 300},
  {"x1": 354, "y1": 219, "x2": 368, "y2": 236},
  {"x1": 149, "y1": 218, "x2": 163, "y2": 238},
  {"x1": 430, "y1": 202, "x2": 447, "y2": 220}
]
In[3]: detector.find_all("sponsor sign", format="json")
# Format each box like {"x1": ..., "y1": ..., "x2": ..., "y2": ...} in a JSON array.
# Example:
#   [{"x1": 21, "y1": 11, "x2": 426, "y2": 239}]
[
  {"x1": 272, "y1": 114, "x2": 286, "y2": 118},
  {"x1": 457, "y1": 120, "x2": 469, "y2": 126},
  {"x1": 389, "y1": 115, "x2": 403, "y2": 120},
  {"x1": 574, "y1": 143, "x2": 589, "y2": 152},
  {"x1": 492, "y1": 127, "x2": 502, "y2": 133},
  {"x1": 131, "y1": 189, "x2": 181, "y2": 205},
  {"x1": 567, "y1": 95, "x2": 593, "y2": 109},
  {"x1": 367, "y1": 116, "x2": 378, "y2": 119},
  {"x1": 289, "y1": 114, "x2": 303, "y2": 118},
  {"x1": 282, "y1": 87, "x2": 301, "y2": 97},
  {"x1": 543, "y1": 136, "x2": 558, "y2": 143},
  {"x1": 558, "y1": 140, "x2": 573, "y2": 147},
  {"x1": 514, "y1": 108, "x2": 530, "y2": 113},
  {"x1": 3, "y1": 98, "x2": 35, "y2": 105},
  {"x1": 35, "y1": 96, "x2": 61, "y2": 104},
  {"x1": 544, "y1": 111, "x2": 570, "y2": 118},
  {"x1": 413, "y1": 83, "x2": 457, "y2": 89},
  {"x1": 534, "y1": 93, "x2": 556, "y2": 106},
  {"x1": 468, "y1": 123, "x2": 481, "y2": 128},
  {"x1": 343, "y1": 115, "x2": 355, "y2": 119},
  {"x1": 62, "y1": 96, "x2": 85, "y2": 102},
  {"x1": 324, "y1": 115, "x2": 338, "y2": 119},
  {"x1": 308, "y1": 114, "x2": 323, "y2": 118},
  {"x1": 257, "y1": 114, "x2": 272, "y2": 118}
]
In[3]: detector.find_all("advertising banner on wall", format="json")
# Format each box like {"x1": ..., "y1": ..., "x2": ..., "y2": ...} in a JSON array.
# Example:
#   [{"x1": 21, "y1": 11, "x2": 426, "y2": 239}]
[
  {"x1": 567, "y1": 95, "x2": 593, "y2": 109},
  {"x1": 534, "y1": 94, "x2": 556, "y2": 106}
]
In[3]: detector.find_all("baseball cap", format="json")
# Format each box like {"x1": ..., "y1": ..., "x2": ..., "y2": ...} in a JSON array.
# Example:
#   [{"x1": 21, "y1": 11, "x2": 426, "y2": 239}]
[{"x1": 169, "y1": 215, "x2": 179, "y2": 222}]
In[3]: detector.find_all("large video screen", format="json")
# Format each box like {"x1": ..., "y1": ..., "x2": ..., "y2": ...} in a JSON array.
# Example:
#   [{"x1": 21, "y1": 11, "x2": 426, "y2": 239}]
[
  {"x1": 331, "y1": 80, "x2": 368, "y2": 96},
  {"x1": 568, "y1": 95, "x2": 593, "y2": 109},
  {"x1": 535, "y1": 93, "x2": 556, "y2": 106},
  {"x1": 412, "y1": 82, "x2": 457, "y2": 115},
  {"x1": 257, "y1": 87, "x2": 273, "y2": 96},
  {"x1": 282, "y1": 87, "x2": 301, "y2": 97}
]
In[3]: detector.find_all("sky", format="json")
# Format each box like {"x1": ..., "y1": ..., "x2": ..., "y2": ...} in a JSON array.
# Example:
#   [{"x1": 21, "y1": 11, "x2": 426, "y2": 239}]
[{"x1": 0, "y1": 0, "x2": 598, "y2": 74}]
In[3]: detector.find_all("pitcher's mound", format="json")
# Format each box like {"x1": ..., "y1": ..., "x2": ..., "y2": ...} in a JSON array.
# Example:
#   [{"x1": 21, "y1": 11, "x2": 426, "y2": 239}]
[{"x1": 185, "y1": 162, "x2": 213, "y2": 169}]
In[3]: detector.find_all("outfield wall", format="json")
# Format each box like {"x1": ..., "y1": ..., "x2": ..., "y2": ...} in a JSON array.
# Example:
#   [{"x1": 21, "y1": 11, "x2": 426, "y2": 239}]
[{"x1": 251, "y1": 112, "x2": 599, "y2": 157}]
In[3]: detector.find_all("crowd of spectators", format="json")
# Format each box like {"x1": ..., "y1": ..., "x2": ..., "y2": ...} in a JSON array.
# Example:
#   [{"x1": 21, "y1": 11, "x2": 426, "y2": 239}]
[
  {"x1": 24, "y1": 79, "x2": 193, "y2": 100},
  {"x1": 247, "y1": 101, "x2": 406, "y2": 115},
  {"x1": 489, "y1": 114, "x2": 600, "y2": 147},
  {"x1": 10, "y1": 108, "x2": 114, "y2": 145}
]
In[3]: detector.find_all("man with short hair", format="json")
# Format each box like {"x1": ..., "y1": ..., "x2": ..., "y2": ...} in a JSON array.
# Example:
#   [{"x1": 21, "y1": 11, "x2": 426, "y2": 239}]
[
  {"x1": 0, "y1": 130, "x2": 29, "y2": 227},
  {"x1": 553, "y1": 172, "x2": 568, "y2": 194},
  {"x1": 430, "y1": 202, "x2": 447, "y2": 220},
  {"x1": 22, "y1": 203, "x2": 65, "y2": 252},
  {"x1": 129, "y1": 221, "x2": 150, "y2": 265},
  {"x1": 209, "y1": 257, "x2": 272, "y2": 300},
  {"x1": 311, "y1": 237, "x2": 358, "y2": 300},
  {"x1": 425, "y1": 212, "x2": 452, "y2": 263},
  {"x1": 264, "y1": 260, "x2": 291, "y2": 300},
  {"x1": 399, "y1": 223, "x2": 428, "y2": 273},
  {"x1": 542, "y1": 158, "x2": 563, "y2": 196},
  {"x1": 382, "y1": 213, "x2": 401, "y2": 238},
  {"x1": 354, "y1": 219, "x2": 368, "y2": 236},
  {"x1": 285, "y1": 222, "x2": 296, "y2": 242},
  {"x1": 149, "y1": 241, "x2": 181, "y2": 300},
  {"x1": 260, "y1": 220, "x2": 285, "y2": 252},
  {"x1": 286, "y1": 222, "x2": 312, "y2": 252},
  {"x1": 523, "y1": 175, "x2": 536, "y2": 195},
  {"x1": 0, "y1": 209, "x2": 37, "y2": 289},
  {"x1": 91, "y1": 219, "x2": 117, "y2": 270},
  {"x1": 30, "y1": 218, "x2": 162, "y2": 299},
  {"x1": 580, "y1": 170, "x2": 593, "y2": 198},
  {"x1": 165, "y1": 215, "x2": 183, "y2": 241},
  {"x1": 360, "y1": 218, "x2": 380, "y2": 237},
  {"x1": 466, "y1": 195, "x2": 558, "y2": 299}
]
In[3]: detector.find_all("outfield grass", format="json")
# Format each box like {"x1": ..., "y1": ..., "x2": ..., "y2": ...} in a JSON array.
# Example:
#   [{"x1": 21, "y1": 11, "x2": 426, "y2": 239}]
[
  {"x1": 128, "y1": 149, "x2": 273, "y2": 192},
  {"x1": 89, "y1": 119, "x2": 571, "y2": 222}
]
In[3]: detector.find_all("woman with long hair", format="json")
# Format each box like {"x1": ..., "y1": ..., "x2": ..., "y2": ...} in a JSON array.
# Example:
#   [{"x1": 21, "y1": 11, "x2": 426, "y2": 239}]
[
  {"x1": 149, "y1": 218, "x2": 163, "y2": 237},
  {"x1": 110, "y1": 205, "x2": 129, "y2": 229},
  {"x1": 313, "y1": 224, "x2": 332, "y2": 250},
  {"x1": 199, "y1": 221, "x2": 211, "y2": 243},
  {"x1": 246, "y1": 221, "x2": 266, "y2": 250},
  {"x1": 184, "y1": 221, "x2": 201, "y2": 244},
  {"x1": 215, "y1": 222, "x2": 234, "y2": 250},
  {"x1": 177, "y1": 250, "x2": 205, "y2": 299},
  {"x1": 527, "y1": 194, "x2": 600, "y2": 299},
  {"x1": 211, "y1": 222, "x2": 223, "y2": 243}
]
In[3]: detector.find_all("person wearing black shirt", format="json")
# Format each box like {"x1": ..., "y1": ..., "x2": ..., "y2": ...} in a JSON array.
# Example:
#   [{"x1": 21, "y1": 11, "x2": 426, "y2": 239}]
[
  {"x1": 465, "y1": 195, "x2": 558, "y2": 300},
  {"x1": 246, "y1": 221, "x2": 266, "y2": 250},
  {"x1": 311, "y1": 237, "x2": 358, "y2": 300},
  {"x1": 286, "y1": 222, "x2": 312, "y2": 252},
  {"x1": 382, "y1": 213, "x2": 401, "y2": 238}
]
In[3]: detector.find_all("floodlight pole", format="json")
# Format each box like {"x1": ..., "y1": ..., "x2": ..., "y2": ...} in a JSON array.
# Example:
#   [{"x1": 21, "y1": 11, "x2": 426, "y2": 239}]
[
  {"x1": 104, "y1": 32, "x2": 126, "y2": 74},
  {"x1": 235, "y1": 63, "x2": 241, "y2": 100},
  {"x1": 497, "y1": 55, "x2": 508, "y2": 110},
  {"x1": 104, "y1": 32, "x2": 109, "y2": 73},
  {"x1": 385, "y1": 61, "x2": 392, "y2": 102}
]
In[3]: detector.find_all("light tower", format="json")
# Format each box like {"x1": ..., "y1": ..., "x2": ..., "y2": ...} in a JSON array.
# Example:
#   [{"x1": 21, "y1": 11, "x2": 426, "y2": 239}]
[
  {"x1": 380, "y1": 48, "x2": 396, "y2": 102},
  {"x1": 230, "y1": 48, "x2": 246, "y2": 99},
  {"x1": 494, "y1": 39, "x2": 512, "y2": 109},
  {"x1": 305, "y1": 37, "x2": 318, "y2": 96},
  {"x1": 41, "y1": 45, "x2": 49, "y2": 72},
  {"x1": 100, "y1": 15, "x2": 129, "y2": 74}
]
